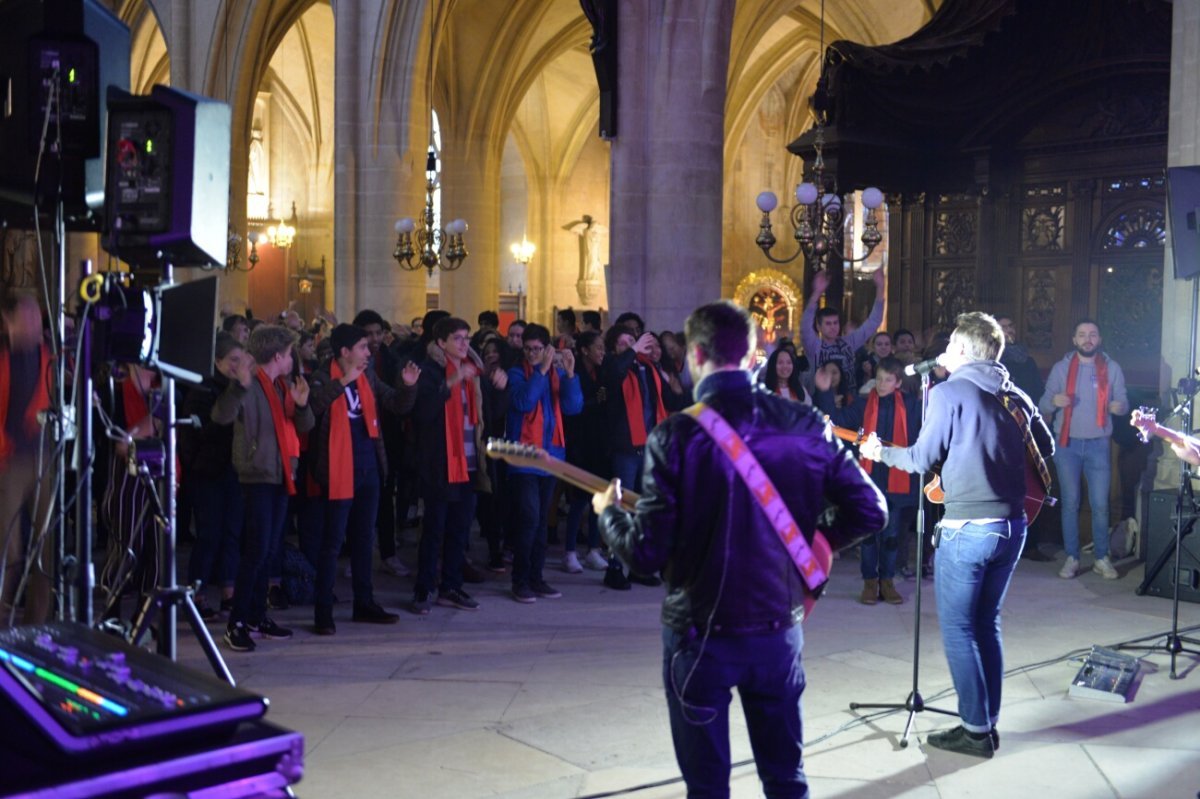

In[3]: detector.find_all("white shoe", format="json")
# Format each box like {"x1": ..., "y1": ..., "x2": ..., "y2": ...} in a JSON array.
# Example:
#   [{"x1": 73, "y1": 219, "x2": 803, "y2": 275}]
[
  {"x1": 562, "y1": 552, "x2": 583, "y2": 574},
  {"x1": 1059, "y1": 556, "x2": 1080, "y2": 579},
  {"x1": 1093, "y1": 556, "x2": 1119, "y2": 580},
  {"x1": 382, "y1": 556, "x2": 410, "y2": 577},
  {"x1": 583, "y1": 550, "x2": 609, "y2": 571}
]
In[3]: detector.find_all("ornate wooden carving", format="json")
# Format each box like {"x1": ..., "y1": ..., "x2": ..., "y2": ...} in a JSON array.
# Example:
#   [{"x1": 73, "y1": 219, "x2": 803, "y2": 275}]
[
  {"x1": 1099, "y1": 262, "x2": 1163, "y2": 356},
  {"x1": 933, "y1": 210, "x2": 977, "y2": 257},
  {"x1": 1021, "y1": 206, "x2": 1065, "y2": 252},
  {"x1": 931, "y1": 268, "x2": 975, "y2": 330},
  {"x1": 1024, "y1": 268, "x2": 1058, "y2": 350}
]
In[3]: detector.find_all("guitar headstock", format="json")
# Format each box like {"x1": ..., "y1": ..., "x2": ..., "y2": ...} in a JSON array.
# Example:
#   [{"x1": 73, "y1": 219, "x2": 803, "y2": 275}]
[
  {"x1": 1131, "y1": 406, "x2": 1158, "y2": 443},
  {"x1": 485, "y1": 438, "x2": 549, "y2": 469}
]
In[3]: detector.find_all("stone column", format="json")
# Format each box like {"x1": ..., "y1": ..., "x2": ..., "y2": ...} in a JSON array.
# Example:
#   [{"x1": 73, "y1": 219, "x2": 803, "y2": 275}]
[
  {"x1": 1157, "y1": 0, "x2": 1200, "y2": 487},
  {"x1": 438, "y1": 140, "x2": 501, "y2": 327},
  {"x1": 608, "y1": 0, "x2": 736, "y2": 331},
  {"x1": 333, "y1": 0, "x2": 430, "y2": 326}
]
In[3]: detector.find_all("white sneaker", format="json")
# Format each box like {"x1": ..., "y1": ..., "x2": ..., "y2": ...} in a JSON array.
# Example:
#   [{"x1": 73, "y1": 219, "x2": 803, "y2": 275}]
[
  {"x1": 562, "y1": 552, "x2": 583, "y2": 574},
  {"x1": 583, "y1": 550, "x2": 609, "y2": 571},
  {"x1": 382, "y1": 556, "x2": 410, "y2": 577},
  {"x1": 1059, "y1": 556, "x2": 1080, "y2": 579},
  {"x1": 1093, "y1": 556, "x2": 1119, "y2": 580}
]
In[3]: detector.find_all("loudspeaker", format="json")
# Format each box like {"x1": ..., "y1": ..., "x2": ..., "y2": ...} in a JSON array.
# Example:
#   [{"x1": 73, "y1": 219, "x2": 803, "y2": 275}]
[
  {"x1": 1143, "y1": 489, "x2": 1200, "y2": 604},
  {"x1": 1167, "y1": 165, "x2": 1200, "y2": 280}
]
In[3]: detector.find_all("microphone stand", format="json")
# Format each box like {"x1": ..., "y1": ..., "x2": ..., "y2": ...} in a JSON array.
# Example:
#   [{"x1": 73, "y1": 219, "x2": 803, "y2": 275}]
[{"x1": 848, "y1": 369, "x2": 957, "y2": 747}]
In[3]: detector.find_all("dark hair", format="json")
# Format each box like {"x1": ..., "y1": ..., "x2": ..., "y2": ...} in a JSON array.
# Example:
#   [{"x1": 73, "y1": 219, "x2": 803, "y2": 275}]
[
  {"x1": 894, "y1": 328, "x2": 915, "y2": 342},
  {"x1": 477, "y1": 310, "x2": 499, "y2": 328},
  {"x1": 521, "y1": 323, "x2": 551, "y2": 347},
  {"x1": 419, "y1": 310, "x2": 451, "y2": 347},
  {"x1": 353, "y1": 309, "x2": 385, "y2": 328},
  {"x1": 556, "y1": 308, "x2": 576, "y2": 328},
  {"x1": 814, "y1": 306, "x2": 841, "y2": 328},
  {"x1": 761, "y1": 348, "x2": 806, "y2": 400},
  {"x1": 576, "y1": 330, "x2": 601, "y2": 352},
  {"x1": 684, "y1": 301, "x2": 753, "y2": 368},
  {"x1": 614, "y1": 311, "x2": 645, "y2": 334},
  {"x1": 298, "y1": 330, "x2": 314, "y2": 348},
  {"x1": 508, "y1": 319, "x2": 526, "y2": 332},
  {"x1": 221, "y1": 314, "x2": 248, "y2": 332},
  {"x1": 954, "y1": 312, "x2": 1004, "y2": 361},
  {"x1": 432, "y1": 316, "x2": 470, "y2": 342},
  {"x1": 1073, "y1": 317, "x2": 1100, "y2": 335},
  {"x1": 604, "y1": 323, "x2": 638, "y2": 353},
  {"x1": 247, "y1": 324, "x2": 297, "y2": 365},
  {"x1": 582, "y1": 310, "x2": 601, "y2": 330},
  {"x1": 411, "y1": 316, "x2": 424, "y2": 327},
  {"x1": 875, "y1": 356, "x2": 904, "y2": 379},
  {"x1": 214, "y1": 331, "x2": 243, "y2": 360}
]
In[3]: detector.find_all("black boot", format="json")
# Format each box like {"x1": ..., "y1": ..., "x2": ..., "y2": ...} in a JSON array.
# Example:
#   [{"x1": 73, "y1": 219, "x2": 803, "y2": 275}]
[{"x1": 926, "y1": 725, "x2": 995, "y2": 759}]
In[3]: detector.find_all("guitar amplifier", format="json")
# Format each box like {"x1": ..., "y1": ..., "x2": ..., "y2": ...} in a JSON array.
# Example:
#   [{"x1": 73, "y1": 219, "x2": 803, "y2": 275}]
[
  {"x1": 0, "y1": 622, "x2": 267, "y2": 760},
  {"x1": 1142, "y1": 489, "x2": 1200, "y2": 604}
]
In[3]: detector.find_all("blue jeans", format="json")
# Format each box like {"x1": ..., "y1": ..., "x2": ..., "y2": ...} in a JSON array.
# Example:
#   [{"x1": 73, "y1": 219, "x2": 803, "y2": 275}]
[
  {"x1": 187, "y1": 468, "x2": 243, "y2": 588},
  {"x1": 232, "y1": 483, "x2": 290, "y2": 627},
  {"x1": 663, "y1": 626, "x2": 809, "y2": 799},
  {"x1": 317, "y1": 466, "x2": 382, "y2": 611},
  {"x1": 609, "y1": 452, "x2": 644, "y2": 571},
  {"x1": 510, "y1": 472, "x2": 555, "y2": 589},
  {"x1": 861, "y1": 497, "x2": 913, "y2": 580},
  {"x1": 417, "y1": 483, "x2": 477, "y2": 594},
  {"x1": 1053, "y1": 437, "x2": 1111, "y2": 559},
  {"x1": 934, "y1": 518, "x2": 1026, "y2": 732}
]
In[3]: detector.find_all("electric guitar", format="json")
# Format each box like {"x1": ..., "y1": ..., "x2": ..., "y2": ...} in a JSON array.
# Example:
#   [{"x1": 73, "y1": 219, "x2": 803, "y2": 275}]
[
  {"x1": 484, "y1": 438, "x2": 833, "y2": 621},
  {"x1": 1131, "y1": 407, "x2": 1193, "y2": 448},
  {"x1": 827, "y1": 422, "x2": 1054, "y2": 524}
]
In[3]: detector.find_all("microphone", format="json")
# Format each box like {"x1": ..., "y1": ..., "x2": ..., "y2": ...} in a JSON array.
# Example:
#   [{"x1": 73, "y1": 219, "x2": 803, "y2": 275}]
[{"x1": 905, "y1": 356, "x2": 943, "y2": 377}]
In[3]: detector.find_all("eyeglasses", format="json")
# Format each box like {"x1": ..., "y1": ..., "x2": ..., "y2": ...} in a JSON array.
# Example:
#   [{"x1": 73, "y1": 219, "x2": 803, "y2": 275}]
[
  {"x1": 524, "y1": 344, "x2": 545, "y2": 354},
  {"x1": 449, "y1": 333, "x2": 470, "y2": 343}
]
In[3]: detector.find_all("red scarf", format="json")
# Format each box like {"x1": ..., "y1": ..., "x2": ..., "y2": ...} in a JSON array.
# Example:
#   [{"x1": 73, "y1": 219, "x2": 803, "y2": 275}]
[
  {"x1": 0, "y1": 346, "x2": 51, "y2": 461},
  {"x1": 443, "y1": 357, "x2": 478, "y2": 484},
  {"x1": 860, "y1": 390, "x2": 911, "y2": 494},
  {"x1": 1059, "y1": 353, "x2": 1109, "y2": 446},
  {"x1": 520, "y1": 362, "x2": 565, "y2": 448},
  {"x1": 121, "y1": 375, "x2": 150, "y2": 428},
  {"x1": 326, "y1": 360, "x2": 380, "y2": 500},
  {"x1": 256, "y1": 368, "x2": 300, "y2": 496},
  {"x1": 621, "y1": 354, "x2": 668, "y2": 447}
]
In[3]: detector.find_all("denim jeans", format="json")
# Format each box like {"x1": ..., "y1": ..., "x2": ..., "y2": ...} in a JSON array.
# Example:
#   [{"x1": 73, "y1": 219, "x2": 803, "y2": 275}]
[
  {"x1": 232, "y1": 483, "x2": 290, "y2": 627},
  {"x1": 417, "y1": 483, "x2": 477, "y2": 594},
  {"x1": 934, "y1": 518, "x2": 1026, "y2": 732},
  {"x1": 510, "y1": 472, "x2": 555, "y2": 589},
  {"x1": 563, "y1": 487, "x2": 600, "y2": 553},
  {"x1": 861, "y1": 497, "x2": 914, "y2": 580},
  {"x1": 608, "y1": 451, "x2": 644, "y2": 571},
  {"x1": 316, "y1": 466, "x2": 381, "y2": 611},
  {"x1": 662, "y1": 626, "x2": 809, "y2": 799},
  {"x1": 1053, "y1": 436, "x2": 1111, "y2": 559},
  {"x1": 187, "y1": 467, "x2": 243, "y2": 588}
]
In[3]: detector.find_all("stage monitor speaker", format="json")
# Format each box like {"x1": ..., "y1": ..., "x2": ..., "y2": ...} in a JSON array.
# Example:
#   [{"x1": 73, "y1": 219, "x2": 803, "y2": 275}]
[
  {"x1": 1143, "y1": 489, "x2": 1200, "y2": 604},
  {"x1": 0, "y1": 0, "x2": 130, "y2": 230},
  {"x1": 1167, "y1": 165, "x2": 1200, "y2": 280},
  {"x1": 103, "y1": 85, "x2": 230, "y2": 268}
]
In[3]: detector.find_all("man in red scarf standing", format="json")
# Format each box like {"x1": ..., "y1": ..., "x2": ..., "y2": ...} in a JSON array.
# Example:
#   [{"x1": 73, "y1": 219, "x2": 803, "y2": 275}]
[
  {"x1": 213, "y1": 325, "x2": 314, "y2": 652},
  {"x1": 411, "y1": 317, "x2": 499, "y2": 614},
  {"x1": 306, "y1": 324, "x2": 419, "y2": 634},
  {"x1": 504, "y1": 323, "x2": 583, "y2": 603},
  {"x1": 1039, "y1": 319, "x2": 1128, "y2": 580},
  {"x1": 0, "y1": 290, "x2": 53, "y2": 626},
  {"x1": 815, "y1": 356, "x2": 920, "y2": 605}
]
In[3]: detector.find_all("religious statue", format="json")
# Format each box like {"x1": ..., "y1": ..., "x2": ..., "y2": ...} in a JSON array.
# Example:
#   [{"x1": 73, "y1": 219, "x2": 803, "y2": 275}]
[{"x1": 563, "y1": 214, "x2": 607, "y2": 305}]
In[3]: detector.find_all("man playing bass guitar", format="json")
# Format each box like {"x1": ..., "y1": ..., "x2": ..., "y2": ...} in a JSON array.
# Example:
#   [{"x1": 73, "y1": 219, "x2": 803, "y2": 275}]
[
  {"x1": 860, "y1": 311, "x2": 1054, "y2": 759},
  {"x1": 595, "y1": 300, "x2": 886, "y2": 798}
]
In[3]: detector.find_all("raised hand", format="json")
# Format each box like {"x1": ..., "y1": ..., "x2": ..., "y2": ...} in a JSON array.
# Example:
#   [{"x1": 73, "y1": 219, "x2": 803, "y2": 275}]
[
  {"x1": 872, "y1": 267, "x2": 885, "y2": 291},
  {"x1": 860, "y1": 432, "x2": 883, "y2": 462},
  {"x1": 813, "y1": 270, "x2": 831, "y2": 297},
  {"x1": 233, "y1": 355, "x2": 254, "y2": 388},
  {"x1": 541, "y1": 345, "x2": 557, "y2": 373},
  {"x1": 290, "y1": 373, "x2": 310, "y2": 406},
  {"x1": 559, "y1": 348, "x2": 575, "y2": 377},
  {"x1": 814, "y1": 365, "x2": 833, "y2": 392},
  {"x1": 633, "y1": 333, "x2": 656, "y2": 356},
  {"x1": 401, "y1": 361, "x2": 421, "y2": 386},
  {"x1": 490, "y1": 368, "x2": 509, "y2": 390},
  {"x1": 340, "y1": 359, "x2": 366, "y2": 386},
  {"x1": 1052, "y1": 393, "x2": 1073, "y2": 409}
]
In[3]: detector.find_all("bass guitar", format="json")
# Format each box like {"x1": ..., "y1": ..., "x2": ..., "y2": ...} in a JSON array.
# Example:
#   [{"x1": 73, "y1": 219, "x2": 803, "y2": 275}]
[
  {"x1": 826, "y1": 422, "x2": 1054, "y2": 524},
  {"x1": 484, "y1": 438, "x2": 833, "y2": 621}
]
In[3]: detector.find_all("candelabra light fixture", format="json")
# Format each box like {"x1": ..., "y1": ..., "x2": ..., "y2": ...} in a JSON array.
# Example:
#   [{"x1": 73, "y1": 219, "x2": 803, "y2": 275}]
[
  {"x1": 393, "y1": 150, "x2": 468, "y2": 276},
  {"x1": 225, "y1": 225, "x2": 257, "y2": 272},
  {"x1": 510, "y1": 235, "x2": 535, "y2": 265},
  {"x1": 267, "y1": 201, "x2": 298, "y2": 249}
]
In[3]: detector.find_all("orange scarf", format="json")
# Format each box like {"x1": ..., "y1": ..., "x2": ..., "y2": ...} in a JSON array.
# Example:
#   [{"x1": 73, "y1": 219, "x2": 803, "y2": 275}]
[
  {"x1": 256, "y1": 368, "x2": 300, "y2": 496},
  {"x1": 326, "y1": 360, "x2": 379, "y2": 500},
  {"x1": 519, "y1": 362, "x2": 565, "y2": 448},
  {"x1": 860, "y1": 391, "x2": 910, "y2": 494},
  {"x1": 1059, "y1": 353, "x2": 1109, "y2": 446},
  {"x1": 0, "y1": 346, "x2": 51, "y2": 461},
  {"x1": 621, "y1": 355, "x2": 667, "y2": 447},
  {"x1": 121, "y1": 375, "x2": 150, "y2": 428},
  {"x1": 443, "y1": 357, "x2": 478, "y2": 484}
]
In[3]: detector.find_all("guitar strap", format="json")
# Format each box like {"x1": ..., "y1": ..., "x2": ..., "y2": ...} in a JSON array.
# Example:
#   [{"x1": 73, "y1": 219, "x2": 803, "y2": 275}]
[
  {"x1": 684, "y1": 402, "x2": 828, "y2": 595},
  {"x1": 997, "y1": 391, "x2": 1052, "y2": 494}
]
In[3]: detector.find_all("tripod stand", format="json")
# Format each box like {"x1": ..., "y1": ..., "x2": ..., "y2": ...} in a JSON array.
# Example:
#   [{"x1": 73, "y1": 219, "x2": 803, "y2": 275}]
[{"x1": 848, "y1": 370, "x2": 956, "y2": 746}]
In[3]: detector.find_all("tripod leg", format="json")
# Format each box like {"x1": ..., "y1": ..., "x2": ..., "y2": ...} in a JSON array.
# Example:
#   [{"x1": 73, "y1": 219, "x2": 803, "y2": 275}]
[
  {"x1": 129, "y1": 591, "x2": 160, "y2": 648},
  {"x1": 180, "y1": 592, "x2": 237, "y2": 686}
]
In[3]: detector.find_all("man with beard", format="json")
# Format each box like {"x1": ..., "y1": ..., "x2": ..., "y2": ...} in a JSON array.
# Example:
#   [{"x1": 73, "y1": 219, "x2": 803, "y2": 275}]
[{"x1": 1039, "y1": 319, "x2": 1127, "y2": 580}]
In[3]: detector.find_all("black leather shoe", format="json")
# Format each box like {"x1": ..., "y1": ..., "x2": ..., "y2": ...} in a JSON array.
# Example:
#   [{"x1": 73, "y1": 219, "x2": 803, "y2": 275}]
[
  {"x1": 991, "y1": 727, "x2": 1000, "y2": 751},
  {"x1": 352, "y1": 601, "x2": 400, "y2": 624},
  {"x1": 926, "y1": 725, "x2": 995, "y2": 759},
  {"x1": 603, "y1": 565, "x2": 632, "y2": 591}
]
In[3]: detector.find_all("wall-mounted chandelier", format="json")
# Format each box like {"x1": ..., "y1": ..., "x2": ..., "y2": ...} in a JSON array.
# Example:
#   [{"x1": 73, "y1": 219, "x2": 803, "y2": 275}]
[{"x1": 510, "y1": 235, "x2": 535, "y2": 265}]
